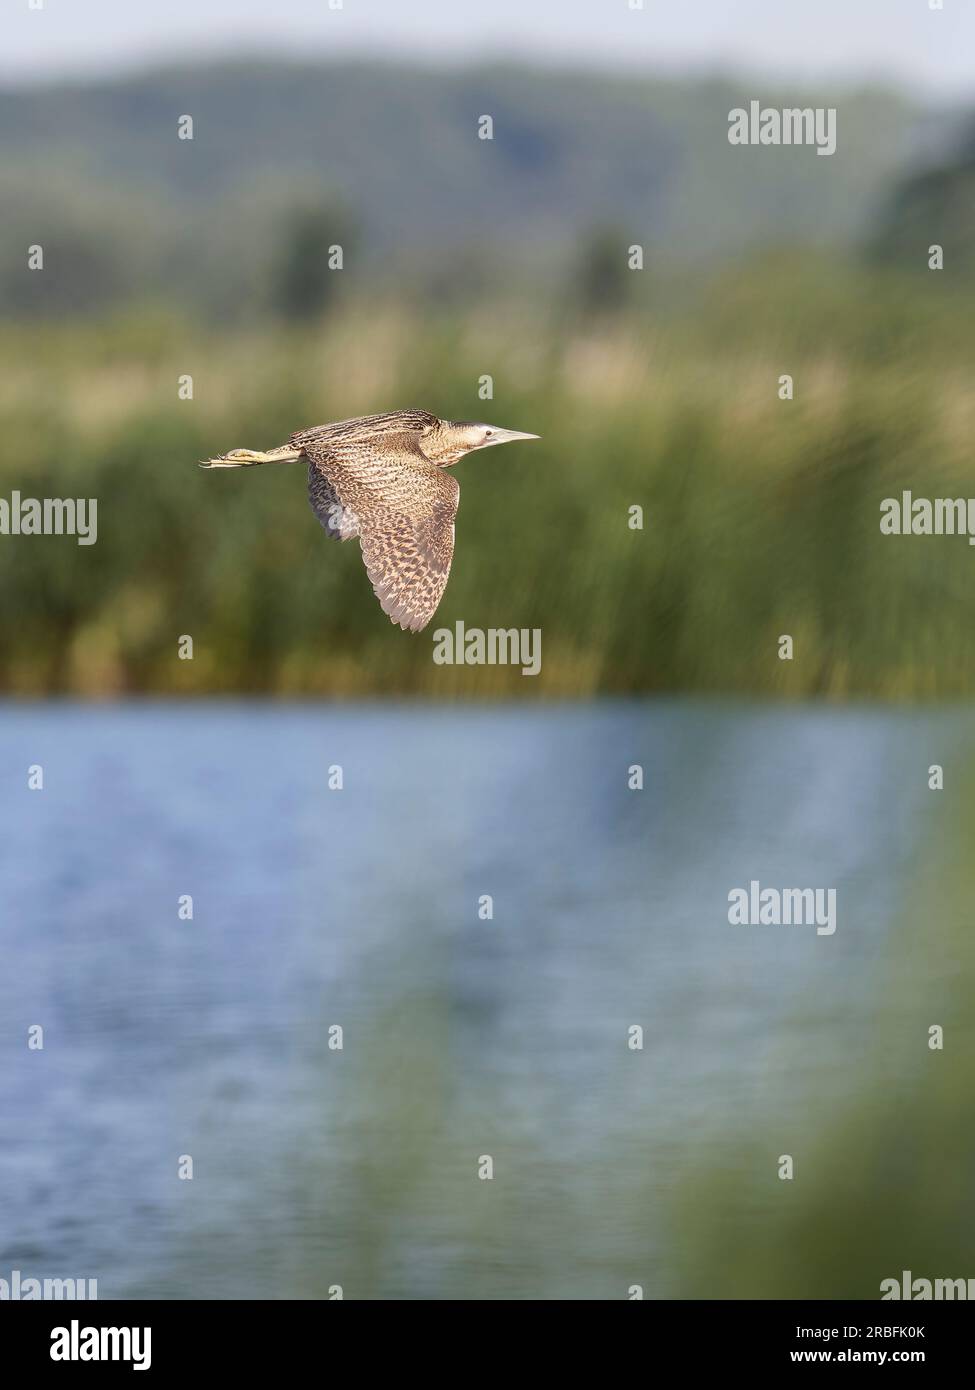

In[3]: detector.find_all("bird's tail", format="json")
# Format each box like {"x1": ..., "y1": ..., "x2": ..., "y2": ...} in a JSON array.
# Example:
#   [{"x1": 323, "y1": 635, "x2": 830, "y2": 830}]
[{"x1": 199, "y1": 444, "x2": 304, "y2": 469}]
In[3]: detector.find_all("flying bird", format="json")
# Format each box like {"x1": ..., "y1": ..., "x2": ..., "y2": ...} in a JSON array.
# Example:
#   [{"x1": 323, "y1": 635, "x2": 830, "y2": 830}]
[{"x1": 200, "y1": 409, "x2": 539, "y2": 632}]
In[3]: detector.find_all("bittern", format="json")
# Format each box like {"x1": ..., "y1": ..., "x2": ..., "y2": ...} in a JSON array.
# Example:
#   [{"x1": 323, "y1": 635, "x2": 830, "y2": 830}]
[{"x1": 200, "y1": 410, "x2": 539, "y2": 631}]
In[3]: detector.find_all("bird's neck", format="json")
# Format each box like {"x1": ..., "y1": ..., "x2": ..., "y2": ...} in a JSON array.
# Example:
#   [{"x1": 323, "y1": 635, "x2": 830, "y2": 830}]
[{"x1": 420, "y1": 434, "x2": 466, "y2": 467}]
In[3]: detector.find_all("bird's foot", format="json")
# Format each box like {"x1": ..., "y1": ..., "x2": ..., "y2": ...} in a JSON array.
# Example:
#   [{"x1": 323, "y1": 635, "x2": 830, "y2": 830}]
[{"x1": 199, "y1": 448, "x2": 270, "y2": 468}]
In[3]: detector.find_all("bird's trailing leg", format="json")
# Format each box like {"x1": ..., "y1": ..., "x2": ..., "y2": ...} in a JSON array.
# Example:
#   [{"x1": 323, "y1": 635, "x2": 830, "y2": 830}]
[{"x1": 199, "y1": 446, "x2": 304, "y2": 469}]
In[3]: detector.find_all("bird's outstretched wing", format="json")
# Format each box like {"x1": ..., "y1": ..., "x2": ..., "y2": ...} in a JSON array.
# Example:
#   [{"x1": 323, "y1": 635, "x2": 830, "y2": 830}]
[{"x1": 296, "y1": 428, "x2": 460, "y2": 632}]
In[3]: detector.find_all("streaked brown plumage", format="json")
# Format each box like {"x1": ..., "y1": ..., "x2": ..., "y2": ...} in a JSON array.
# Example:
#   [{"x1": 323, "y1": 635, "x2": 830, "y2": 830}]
[{"x1": 200, "y1": 409, "x2": 539, "y2": 631}]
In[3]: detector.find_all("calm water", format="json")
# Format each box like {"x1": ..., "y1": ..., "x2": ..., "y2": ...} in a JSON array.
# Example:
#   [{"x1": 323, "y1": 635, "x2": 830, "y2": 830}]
[{"x1": 0, "y1": 701, "x2": 966, "y2": 1299}]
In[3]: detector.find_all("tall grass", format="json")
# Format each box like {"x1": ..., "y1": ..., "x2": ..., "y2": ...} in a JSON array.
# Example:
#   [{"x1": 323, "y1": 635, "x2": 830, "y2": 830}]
[{"x1": 2, "y1": 256, "x2": 972, "y2": 697}]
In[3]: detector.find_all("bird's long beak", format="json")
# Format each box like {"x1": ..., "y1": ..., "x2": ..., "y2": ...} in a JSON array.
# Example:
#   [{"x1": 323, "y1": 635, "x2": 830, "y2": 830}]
[{"x1": 484, "y1": 428, "x2": 541, "y2": 447}]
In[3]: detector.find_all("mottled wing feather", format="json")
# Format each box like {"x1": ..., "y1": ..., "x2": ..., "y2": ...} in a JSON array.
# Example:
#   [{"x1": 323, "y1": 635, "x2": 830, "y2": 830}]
[
  {"x1": 308, "y1": 466, "x2": 360, "y2": 541},
  {"x1": 360, "y1": 500, "x2": 457, "y2": 633},
  {"x1": 292, "y1": 410, "x2": 437, "y2": 448},
  {"x1": 299, "y1": 429, "x2": 459, "y2": 631}
]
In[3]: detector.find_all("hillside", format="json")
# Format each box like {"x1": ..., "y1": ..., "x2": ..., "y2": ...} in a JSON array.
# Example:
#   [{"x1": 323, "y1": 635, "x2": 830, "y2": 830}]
[{"x1": 0, "y1": 60, "x2": 930, "y2": 318}]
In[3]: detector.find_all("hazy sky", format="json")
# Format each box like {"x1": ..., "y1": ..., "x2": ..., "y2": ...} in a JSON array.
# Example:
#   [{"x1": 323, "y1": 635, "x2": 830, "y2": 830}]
[{"x1": 3, "y1": 0, "x2": 973, "y2": 94}]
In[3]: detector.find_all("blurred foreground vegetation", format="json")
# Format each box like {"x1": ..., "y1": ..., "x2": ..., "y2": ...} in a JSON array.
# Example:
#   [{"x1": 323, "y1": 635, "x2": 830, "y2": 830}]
[
  {"x1": 2, "y1": 252, "x2": 974, "y2": 698},
  {"x1": 667, "y1": 757, "x2": 975, "y2": 1298}
]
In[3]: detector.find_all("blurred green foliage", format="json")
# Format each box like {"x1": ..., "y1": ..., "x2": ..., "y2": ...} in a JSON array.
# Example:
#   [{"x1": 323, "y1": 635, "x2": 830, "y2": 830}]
[
  {"x1": 574, "y1": 226, "x2": 637, "y2": 318},
  {"x1": 869, "y1": 115, "x2": 975, "y2": 276},
  {"x1": 667, "y1": 762, "x2": 975, "y2": 1298},
  {"x1": 272, "y1": 201, "x2": 357, "y2": 322},
  {"x1": 1, "y1": 252, "x2": 973, "y2": 698}
]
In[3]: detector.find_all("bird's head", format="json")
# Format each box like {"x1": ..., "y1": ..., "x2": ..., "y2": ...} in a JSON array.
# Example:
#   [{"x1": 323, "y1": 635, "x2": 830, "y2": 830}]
[{"x1": 422, "y1": 420, "x2": 541, "y2": 466}]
